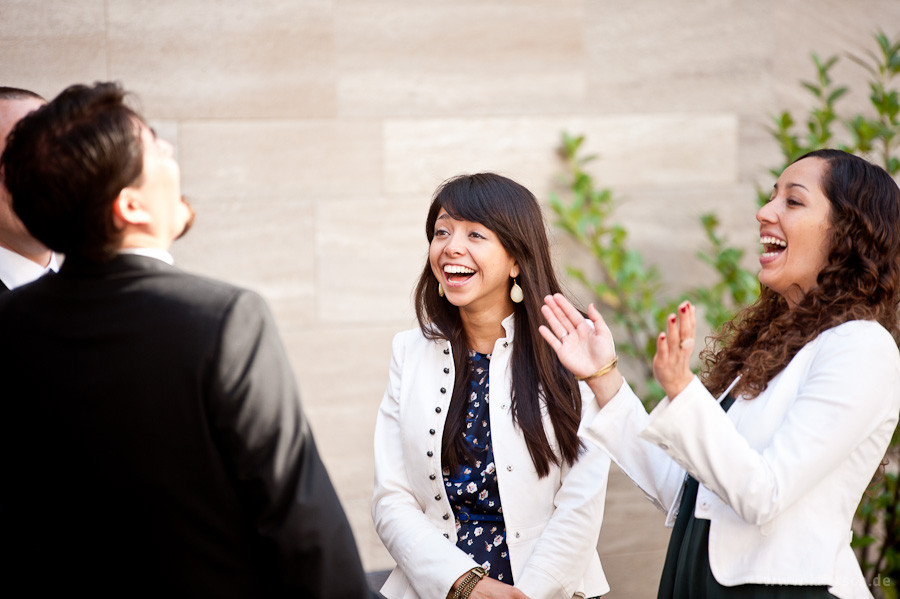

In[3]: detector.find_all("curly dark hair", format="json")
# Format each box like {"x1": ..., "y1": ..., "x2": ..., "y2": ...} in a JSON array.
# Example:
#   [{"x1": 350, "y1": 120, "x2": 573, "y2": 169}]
[
  {"x1": 702, "y1": 149, "x2": 900, "y2": 398},
  {"x1": 414, "y1": 173, "x2": 583, "y2": 478}
]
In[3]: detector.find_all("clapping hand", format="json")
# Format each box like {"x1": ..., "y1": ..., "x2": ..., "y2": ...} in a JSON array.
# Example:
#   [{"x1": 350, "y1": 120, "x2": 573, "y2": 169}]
[{"x1": 652, "y1": 301, "x2": 696, "y2": 399}]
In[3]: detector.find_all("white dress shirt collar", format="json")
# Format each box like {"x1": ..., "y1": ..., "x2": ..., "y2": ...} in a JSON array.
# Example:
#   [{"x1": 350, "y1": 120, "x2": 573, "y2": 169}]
[{"x1": 0, "y1": 246, "x2": 59, "y2": 290}]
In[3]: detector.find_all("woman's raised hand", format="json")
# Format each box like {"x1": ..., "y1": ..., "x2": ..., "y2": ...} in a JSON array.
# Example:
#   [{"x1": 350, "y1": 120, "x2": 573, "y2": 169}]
[
  {"x1": 539, "y1": 294, "x2": 615, "y2": 376},
  {"x1": 540, "y1": 294, "x2": 623, "y2": 407},
  {"x1": 653, "y1": 301, "x2": 696, "y2": 399}
]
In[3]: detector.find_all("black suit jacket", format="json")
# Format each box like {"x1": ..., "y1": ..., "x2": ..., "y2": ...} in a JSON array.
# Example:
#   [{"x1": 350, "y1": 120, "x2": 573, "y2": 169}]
[{"x1": 0, "y1": 254, "x2": 373, "y2": 597}]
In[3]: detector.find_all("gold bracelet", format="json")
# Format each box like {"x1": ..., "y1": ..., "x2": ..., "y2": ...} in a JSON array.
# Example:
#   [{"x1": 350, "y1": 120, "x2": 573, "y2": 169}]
[
  {"x1": 576, "y1": 356, "x2": 618, "y2": 381},
  {"x1": 450, "y1": 567, "x2": 487, "y2": 599}
]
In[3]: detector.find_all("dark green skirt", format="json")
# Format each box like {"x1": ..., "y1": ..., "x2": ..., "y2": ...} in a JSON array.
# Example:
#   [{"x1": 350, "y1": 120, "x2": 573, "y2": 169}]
[{"x1": 658, "y1": 395, "x2": 837, "y2": 598}]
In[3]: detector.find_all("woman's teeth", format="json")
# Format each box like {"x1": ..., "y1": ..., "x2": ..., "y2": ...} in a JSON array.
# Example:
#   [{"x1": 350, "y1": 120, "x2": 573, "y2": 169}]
[
  {"x1": 760, "y1": 236, "x2": 786, "y2": 255},
  {"x1": 444, "y1": 265, "x2": 475, "y2": 274},
  {"x1": 444, "y1": 264, "x2": 475, "y2": 283}
]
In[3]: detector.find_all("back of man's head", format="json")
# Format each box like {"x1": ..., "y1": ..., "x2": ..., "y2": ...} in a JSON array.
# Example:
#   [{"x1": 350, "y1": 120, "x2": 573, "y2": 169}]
[{"x1": 1, "y1": 82, "x2": 144, "y2": 262}]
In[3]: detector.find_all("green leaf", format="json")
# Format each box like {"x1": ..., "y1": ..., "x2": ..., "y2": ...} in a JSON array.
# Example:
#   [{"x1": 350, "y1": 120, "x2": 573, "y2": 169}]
[
  {"x1": 827, "y1": 87, "x2": 849, "y2": 104},
  {"x1": 802, "y1": 81, "x2": 822, "y2": 98}
]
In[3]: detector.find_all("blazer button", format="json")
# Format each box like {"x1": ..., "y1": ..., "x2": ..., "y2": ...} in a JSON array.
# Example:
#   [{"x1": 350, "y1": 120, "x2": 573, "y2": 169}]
[
  {"x1": 444, "y1": 348, "x2": 450, "y2": 355},
  {"x1": 440, "y1": 387, "x2": 446, "y2": 394},
  {"x1": 435, "y1": 407, "x2": 442, "y2": 413},
  {"x1": 429, "y1": 474, "x2": 436, "y2": 480},
  {"x1": 427, "y1": 450, "x2": 434, "y2": 457},
  {"x1": 503, "y1": 341, "x2": 509, "y2": 348},
  {"x1": 443, "y1": 367, "x2": 450, "y2": 374},
  {"x1": 435, "y1": 494, "x2": 441, "y2": 500},
  {"x1": 443, "y1": 513, "x2": 450, "y2": 520},
  {"x1": 507, "y1": 465, "x2": 513, "y2": 471},
  {"x1": 429, "y1": 429, "x2": 436, "y2": 435},
  {"x1": 443, "y1": 533, "x2": 450, "y2": 539},
  {"x1": 515, "y1": 531, "x2": 520, "y2": 538}
]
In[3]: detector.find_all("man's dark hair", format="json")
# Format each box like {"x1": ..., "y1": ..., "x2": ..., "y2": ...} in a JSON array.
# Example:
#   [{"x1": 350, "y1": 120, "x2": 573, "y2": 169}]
[{"x1": 1, "y1": 81, "x2": 144, "y2": 261}]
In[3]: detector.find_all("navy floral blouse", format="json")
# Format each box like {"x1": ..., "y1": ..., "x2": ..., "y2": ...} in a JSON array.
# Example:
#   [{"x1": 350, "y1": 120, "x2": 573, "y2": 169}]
[{"x1": 442, "y1": 350, "x2": 514, "y2": 583}]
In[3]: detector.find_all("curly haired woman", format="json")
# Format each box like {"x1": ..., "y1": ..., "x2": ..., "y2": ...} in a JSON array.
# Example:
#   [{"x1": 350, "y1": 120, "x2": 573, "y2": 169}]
[{"x1": 541, "y1": 149, "x2": 900, "y2": 599}]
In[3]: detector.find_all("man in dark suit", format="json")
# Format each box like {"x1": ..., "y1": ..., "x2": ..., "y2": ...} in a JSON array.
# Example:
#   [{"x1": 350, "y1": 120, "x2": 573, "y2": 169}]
[
  {"x1": 0, "y1": 82, "x2": 375, "y2": 597},
  {"x1": 0, "y1": 87, "x2": 57, "y2": 292}
]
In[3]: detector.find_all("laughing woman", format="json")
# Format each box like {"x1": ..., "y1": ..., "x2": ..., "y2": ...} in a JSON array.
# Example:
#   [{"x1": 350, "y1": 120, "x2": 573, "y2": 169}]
[
  {"x1": 372, "y1": 173, "x2": 610, "y2": 599},
  {"x1": 540, "y1": 149, "x2": 900, "y2": 598}
]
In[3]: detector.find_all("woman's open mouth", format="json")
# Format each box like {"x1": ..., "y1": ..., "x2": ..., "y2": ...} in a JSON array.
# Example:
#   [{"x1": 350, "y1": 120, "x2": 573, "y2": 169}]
[
  {"x1": 760, "y1": 235, "x2": 787, "y2": 259},
  {"x1": 443, "y1": 264, "x2": 476, "y2": 285}
]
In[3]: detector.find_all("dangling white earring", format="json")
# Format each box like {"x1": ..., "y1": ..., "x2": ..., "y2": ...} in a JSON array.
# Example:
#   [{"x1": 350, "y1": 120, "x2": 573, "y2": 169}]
[
  {"x1": 510, "y1": 278, "x2": 523, "y2": 303},
  {"x1": 438, "y1": 283, "x2": 445, "y2": 297}
]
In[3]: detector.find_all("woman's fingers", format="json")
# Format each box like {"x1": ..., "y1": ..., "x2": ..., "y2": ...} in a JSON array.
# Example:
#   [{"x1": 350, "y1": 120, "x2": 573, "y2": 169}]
[
  {"x1": 655, "y1": 306, "x2": 689, "y2": 363},
  {"x1": 542, "y1": 294, "x2": 585, "y2": 339},
  {"x1": 666, "y1": 312, "x2": 681, "y2": 355},
  {"x1": 538, "y1": 323, "x2": 562, "y2": 351},
  {"x1": 586, "y1": 302, "x2": 608, "y2": 334},
  {"x1": 659, "y1": 301, "x2": 696, "y2": 356},
  {"x1": 540, "y1": 301, "x2": 569, "y2": 341},
  {"x1": 656, "y1": 331, "x2": 669, "y2": 363},
  {"x1": 677, "y1": 301, "x2": 695, "y2": 352},
  {"x1": 553, "y1": 292, "x2": 584, "y2": 324},
  {"x1": 653, "y1": 301, "x2": 697, "y2": 398}
]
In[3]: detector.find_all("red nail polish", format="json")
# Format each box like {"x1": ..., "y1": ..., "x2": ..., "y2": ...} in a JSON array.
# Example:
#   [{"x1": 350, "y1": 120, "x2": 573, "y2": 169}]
[
  {"x1": 680, "y1": 305, "x2": 687, "y2": 313},
  {"x1": 669, "y1": 315, "x2": 676, "y2": 323}
]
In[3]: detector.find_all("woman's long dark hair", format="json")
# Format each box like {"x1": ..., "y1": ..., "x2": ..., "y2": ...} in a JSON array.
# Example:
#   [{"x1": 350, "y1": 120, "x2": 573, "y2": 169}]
[
  {"x1": 702, "y1": 149, "x2": 900, "y2": 398},
  {"x1": 414, "y1": 173, "x2": 582, "y2": 478}
]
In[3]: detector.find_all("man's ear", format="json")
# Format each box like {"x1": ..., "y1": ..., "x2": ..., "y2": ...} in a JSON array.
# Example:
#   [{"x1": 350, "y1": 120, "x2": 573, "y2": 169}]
[{"x1": 112, "y1": 187, "x2": 152, "y2": 226}]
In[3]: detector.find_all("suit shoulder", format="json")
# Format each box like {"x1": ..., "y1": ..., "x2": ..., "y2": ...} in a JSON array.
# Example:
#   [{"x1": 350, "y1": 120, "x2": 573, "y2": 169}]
[
  {"x1": 137, "y1": 269, "x2": 271, "y2": 332},
  {"x1": 157, "y1": 269, "x2": 263, "y2": 305}
]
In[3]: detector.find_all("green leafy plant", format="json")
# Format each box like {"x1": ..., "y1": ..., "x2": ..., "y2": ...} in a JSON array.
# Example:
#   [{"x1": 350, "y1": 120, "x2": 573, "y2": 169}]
[
  {"x1": 551, "y1": 30, "x2": 900, "y2": 596},
  {"x1": 767, "y1": 32, "x2": 899, "y2": 175},
  {"x1": 550, "y1": 132, "x2": 674, "y2": 396},
  {"x1": 847, "y1": 32, "x2": 900, "y2": 175}
]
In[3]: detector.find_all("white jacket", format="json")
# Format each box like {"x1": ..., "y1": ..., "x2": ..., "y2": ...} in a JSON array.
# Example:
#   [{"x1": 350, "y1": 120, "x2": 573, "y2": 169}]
[
  {"x1": 373, "y1": 315, "x2": 611, "y2": 599},
  {"x1": 584, "y1": 320, "x2": 900, "y2": 598}
]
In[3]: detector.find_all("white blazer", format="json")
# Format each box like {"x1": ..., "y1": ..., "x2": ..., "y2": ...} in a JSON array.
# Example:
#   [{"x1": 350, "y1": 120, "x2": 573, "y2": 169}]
[
  {"x1": 373, "y1": 315, "x2": 611, "y2": 599},
  {"x1": 583, "y1": 320, "x2": 900, "y2": 598}
]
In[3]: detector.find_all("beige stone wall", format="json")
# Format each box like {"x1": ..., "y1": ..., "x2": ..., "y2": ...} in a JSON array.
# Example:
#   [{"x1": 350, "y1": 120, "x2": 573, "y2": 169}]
[{"x1": 3, "y1": 0, "x2": 897, "y2": 594}]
